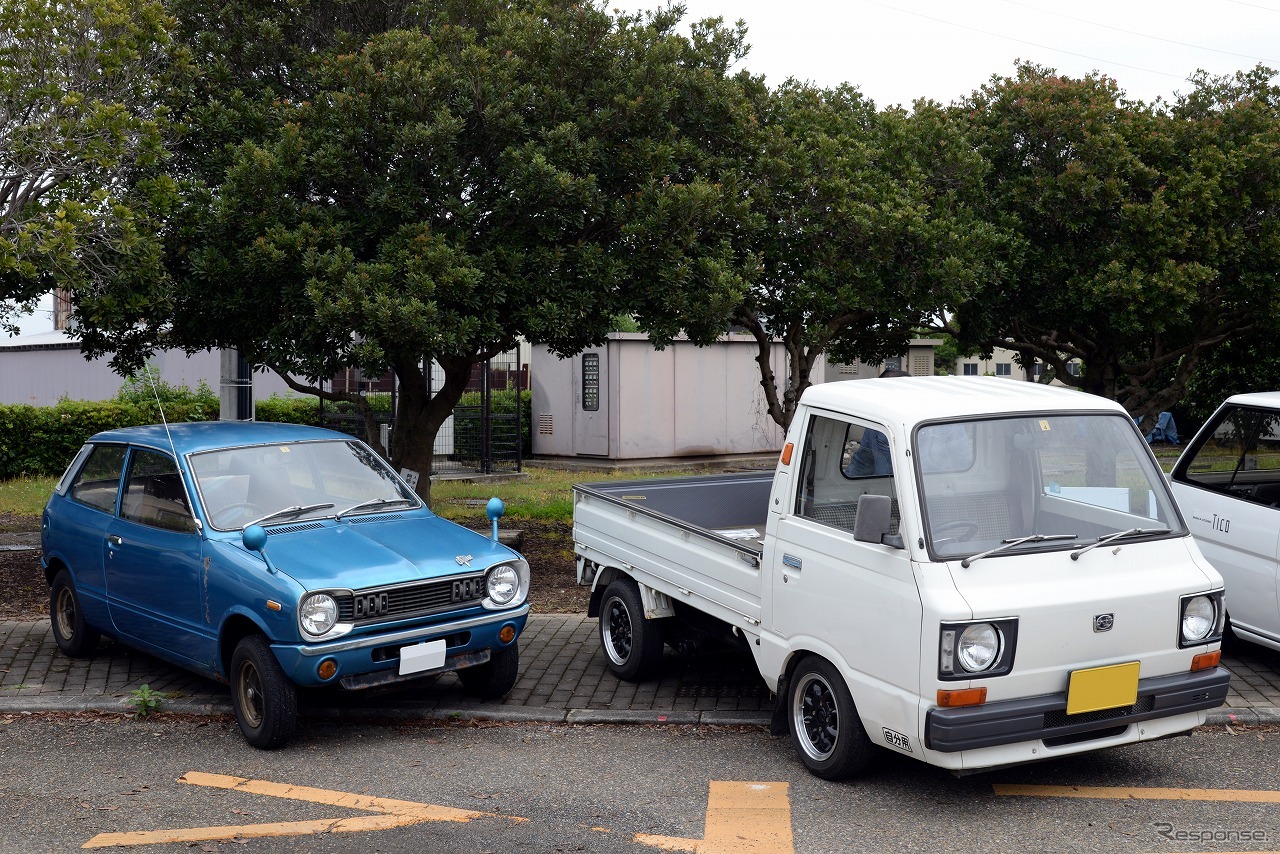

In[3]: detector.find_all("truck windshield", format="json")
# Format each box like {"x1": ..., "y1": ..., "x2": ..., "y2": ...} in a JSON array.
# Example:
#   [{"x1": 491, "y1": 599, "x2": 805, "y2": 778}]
[
  {"x1": 191, "y1": 439, "x2": 420, "y2": 530},
  {"x1": 916, "y1": 413, "x2": 1182, "y2": 562}
]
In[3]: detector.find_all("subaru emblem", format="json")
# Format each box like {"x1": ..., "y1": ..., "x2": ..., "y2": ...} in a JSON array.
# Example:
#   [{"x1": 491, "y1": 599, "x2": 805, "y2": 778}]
[{"x1": 1093, "y1": 613, "x2": 1114, "y2": 632}]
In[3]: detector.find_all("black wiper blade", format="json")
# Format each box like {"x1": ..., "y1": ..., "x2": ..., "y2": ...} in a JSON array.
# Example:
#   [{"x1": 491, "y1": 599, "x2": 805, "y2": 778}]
[
  {"x1": 960, "y1": 533, "x2": 1077, "y2": 568},
  {"x1": 245, "y1": 503, "x2": 335, "y2": 528},
  {"x1": 1070, "y1": 527, "x2": 1171, "y2": 561},
  {"x1": 336, "y1": 497, "x2": 414, "y2": 519}
]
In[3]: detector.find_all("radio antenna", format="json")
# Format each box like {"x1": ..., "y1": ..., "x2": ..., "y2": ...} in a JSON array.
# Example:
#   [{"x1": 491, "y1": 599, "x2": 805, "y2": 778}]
[{"x1": 144, "y1": 365, "x2": 179, "y2": 459}]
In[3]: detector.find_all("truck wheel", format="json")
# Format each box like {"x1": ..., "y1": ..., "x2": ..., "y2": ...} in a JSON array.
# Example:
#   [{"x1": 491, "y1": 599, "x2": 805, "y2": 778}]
[
  {"x1": 458, "y1": 642, "x2": 520, "y2": 699},
  {"x1": 789, "y1": 656, "x2": 874, "y2": 780},
  {"x1": 50, "y1": 570, "x2": 99, "y2": 657},
  {"x1": 230, "y1": 634, "x2": 297, "y2": 749},
  {"x1": 599, "y1": 579, "x2": 664, "y2": 681}
]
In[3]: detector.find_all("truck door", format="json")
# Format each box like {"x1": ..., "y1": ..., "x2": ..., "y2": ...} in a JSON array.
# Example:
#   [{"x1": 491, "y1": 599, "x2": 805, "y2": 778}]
[{"x1": 767, "y1": 411, "x2": 922, "y2": 736}]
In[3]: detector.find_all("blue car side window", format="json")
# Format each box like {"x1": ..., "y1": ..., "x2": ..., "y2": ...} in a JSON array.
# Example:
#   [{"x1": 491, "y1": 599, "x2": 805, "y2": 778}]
[
  {"x1": 121, "y1": 449, "x2": 198, "y2": 533},
  {"x1": 68, "y1": 444, "x2": 127, "y2": 513}
]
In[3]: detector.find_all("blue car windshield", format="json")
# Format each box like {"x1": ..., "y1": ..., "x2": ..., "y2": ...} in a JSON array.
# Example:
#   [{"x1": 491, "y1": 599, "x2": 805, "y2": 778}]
[{"x1": 190, "y1": 439, "x2": 420, "y2": 530}]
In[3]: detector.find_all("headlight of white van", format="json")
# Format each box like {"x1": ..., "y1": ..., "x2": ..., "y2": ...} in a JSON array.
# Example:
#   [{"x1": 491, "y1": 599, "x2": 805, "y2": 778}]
[
  {"x1": 939, "y1": 618, "x2": 1018, "y2": 680},
  {"x1": 1179, "y1": 591, "x2": 1225, "y2": 647}
]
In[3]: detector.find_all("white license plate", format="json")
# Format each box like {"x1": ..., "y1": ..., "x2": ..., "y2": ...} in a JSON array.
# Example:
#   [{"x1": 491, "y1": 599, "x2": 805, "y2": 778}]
[{"x1": 399, "y1": 639, "x2": 447, "y2": 675}]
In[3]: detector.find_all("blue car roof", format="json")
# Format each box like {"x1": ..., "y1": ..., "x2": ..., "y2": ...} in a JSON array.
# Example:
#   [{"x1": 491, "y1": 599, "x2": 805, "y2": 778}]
[{"x1": 89, "y1": 421, "x2": 355, "y2": 455}]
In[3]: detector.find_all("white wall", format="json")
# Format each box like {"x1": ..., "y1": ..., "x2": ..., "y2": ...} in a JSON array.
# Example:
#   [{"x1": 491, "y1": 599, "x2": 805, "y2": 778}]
[{"x1": 0, "y1": 331, "x2": 292, "y2": 406}]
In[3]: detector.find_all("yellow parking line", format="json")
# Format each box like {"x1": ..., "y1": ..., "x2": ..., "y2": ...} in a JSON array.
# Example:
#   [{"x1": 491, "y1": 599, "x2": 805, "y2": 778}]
[
  {"x1": 994, "y1": 784, "x2": 1280, "y2": 803},
  {"x1": 82, "y1": 771, "x2": 523, "y2": 849},
  {"x1": 637, "y1": 781, "x2": 794, "y2": 854}
]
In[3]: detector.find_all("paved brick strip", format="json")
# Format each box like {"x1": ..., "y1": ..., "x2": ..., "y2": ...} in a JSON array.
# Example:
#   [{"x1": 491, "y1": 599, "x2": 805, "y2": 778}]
[{"x1": 1, "y1": 615, "x2": 1277, "y2": 725}]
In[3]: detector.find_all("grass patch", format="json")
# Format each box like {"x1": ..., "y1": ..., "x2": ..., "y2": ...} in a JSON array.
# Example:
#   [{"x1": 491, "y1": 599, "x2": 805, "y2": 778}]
[
  {"x1": 0, "y1": 476, "x2": 56, "y2": 520},
  {"x1": 0, "y1": 467, "x2": 701, "y2": 527}
]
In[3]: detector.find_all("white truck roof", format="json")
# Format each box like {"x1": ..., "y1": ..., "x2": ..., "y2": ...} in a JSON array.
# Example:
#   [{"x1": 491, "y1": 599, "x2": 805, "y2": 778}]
[{"x1": 800, "y1": 375, "x2": 1128, "y2": 427}]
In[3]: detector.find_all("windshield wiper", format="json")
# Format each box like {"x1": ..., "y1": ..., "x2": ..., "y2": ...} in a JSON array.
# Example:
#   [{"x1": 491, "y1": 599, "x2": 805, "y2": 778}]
[
  {"x1": 336, "y1": 497, "x2": 415, "y2": 519},
  {"x1": 1070, "y1": 527, "x2": 1171, "y2": 561},
  {"x1": 245, "y1": 503, "x2": 335, "y2": 528},
  {"x1": 960, "y1": 534, "x2": 1077, "y2": 568}
]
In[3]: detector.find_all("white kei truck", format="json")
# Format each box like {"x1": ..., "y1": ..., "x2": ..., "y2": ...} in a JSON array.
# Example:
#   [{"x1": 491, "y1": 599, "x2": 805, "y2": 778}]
[{"x1": 573, "y1": 376, "x2": 1230, "y2": 779}]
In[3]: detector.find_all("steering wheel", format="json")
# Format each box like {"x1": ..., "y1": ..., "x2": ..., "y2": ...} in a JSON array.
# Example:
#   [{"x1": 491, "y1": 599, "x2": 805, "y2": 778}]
[
  {"x1": 933, "y1": 520, "x2": 979, "y2": 541},
  {"x1": 212, "y1": 502, "x2": 264, "y2": 528}
]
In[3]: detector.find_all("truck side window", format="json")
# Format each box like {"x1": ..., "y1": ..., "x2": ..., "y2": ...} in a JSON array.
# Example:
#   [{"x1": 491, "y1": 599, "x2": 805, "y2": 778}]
[
  {"x1": 1176, "y1": 406, "x2": 1280, "y2": 506},
  {"x1": 796, "y1": 414, "x2": 899, "y2": 535}
]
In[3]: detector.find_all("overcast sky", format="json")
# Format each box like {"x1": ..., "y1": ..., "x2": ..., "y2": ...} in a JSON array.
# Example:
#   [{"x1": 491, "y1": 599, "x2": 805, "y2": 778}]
[
  {"x1": 665, "y1": 0, "x2": 1280, "y2": 108},
  {"x1": 9, "y1": 0, "x2": 1279, "y2": 337}
]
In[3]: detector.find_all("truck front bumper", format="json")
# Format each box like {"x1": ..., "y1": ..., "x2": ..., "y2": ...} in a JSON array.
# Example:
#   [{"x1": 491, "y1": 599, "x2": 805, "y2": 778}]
[{"x1": 925, "y1": 666, "x2": 1230, "y2": 753}]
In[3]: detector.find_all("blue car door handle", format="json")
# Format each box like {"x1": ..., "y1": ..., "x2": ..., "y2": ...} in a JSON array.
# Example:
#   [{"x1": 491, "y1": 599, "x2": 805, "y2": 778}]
[{"x1": 107, "y1": 534, "x2": 122, "y2": 546}]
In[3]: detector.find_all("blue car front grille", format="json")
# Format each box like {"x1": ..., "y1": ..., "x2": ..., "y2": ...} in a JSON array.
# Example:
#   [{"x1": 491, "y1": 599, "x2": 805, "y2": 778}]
[{"x1": 336, "y1": 573, "x2": 487, "y2": 624}]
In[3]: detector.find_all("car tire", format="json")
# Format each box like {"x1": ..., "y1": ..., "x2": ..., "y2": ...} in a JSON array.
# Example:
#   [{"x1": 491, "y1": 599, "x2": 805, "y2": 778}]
[
  {"x1": 458, "y1": 642, "x2": 520, "y2": 699},
  {"x1": 230, "y1": 634, "x2": 298, "y2": 749},
  {"x1": 50, "y1": 570, "x2": 100, "y2": 658},
  {"x1": 599, "y1": 578, "x2": 664, "y2": 681},
  {"x1": 789, "y1": 655, "x2": 874, "y2": 780}
]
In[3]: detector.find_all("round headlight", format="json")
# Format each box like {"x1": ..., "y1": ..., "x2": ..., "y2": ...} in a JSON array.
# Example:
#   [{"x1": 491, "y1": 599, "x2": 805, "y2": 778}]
[
  {"x1": 300, "y1": 593, "x2": 338, "y2": 636},
  {"x1": 486, "y1": 565, "x2": 520, "y2": 606},
  {"x1": 1182, "y1": 595, "x2": 1215, "y2": 643},
  {"x1": 957, "y1": 623, "x2": 1001, "y2": 672}
]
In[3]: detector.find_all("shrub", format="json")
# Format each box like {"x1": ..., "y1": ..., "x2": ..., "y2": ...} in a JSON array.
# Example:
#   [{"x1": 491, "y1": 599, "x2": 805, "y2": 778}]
[{"x1": 255, "y1": 394, "x2": 323, "y2": 425}]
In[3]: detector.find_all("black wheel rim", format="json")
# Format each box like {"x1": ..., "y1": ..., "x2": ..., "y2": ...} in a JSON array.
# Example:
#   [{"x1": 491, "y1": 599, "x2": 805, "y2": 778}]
[
  {"x1": 603, "y1": 598, "x2": 633, "y2": 665},
  {"x1": 55, "y1": 587, "x2": 75, "y2": 640},
  {"x1": 236, "y1": 660, "x2": 264, "y2": 728},
  {"x1": 794, "y1": 672, "x2": 838, "y2": 761}
]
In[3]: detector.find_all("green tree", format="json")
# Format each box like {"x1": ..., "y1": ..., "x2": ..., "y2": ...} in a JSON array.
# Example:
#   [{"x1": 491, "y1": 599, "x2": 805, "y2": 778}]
[
  {"x1": 74, "y1": 0, "x2": 754, "y2": 500},
  {"x1": 0, "y1": 0, "x2": 175, "y2": 329},
  {"x1": 951, "y1": 63, "x2": 1280, "y2": 424},
  {"x1": 735, "y1": 82, "x2": 1007, "y2": 428}
]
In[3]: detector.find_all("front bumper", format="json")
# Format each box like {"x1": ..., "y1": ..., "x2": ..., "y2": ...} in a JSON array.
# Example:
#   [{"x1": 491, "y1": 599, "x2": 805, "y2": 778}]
[
  {"x1": 271, "y1": 604, "x2": 529, "y2": 688},
  {"x1": 926, "y1": 666, "x2": 1230, "y2": 753}
]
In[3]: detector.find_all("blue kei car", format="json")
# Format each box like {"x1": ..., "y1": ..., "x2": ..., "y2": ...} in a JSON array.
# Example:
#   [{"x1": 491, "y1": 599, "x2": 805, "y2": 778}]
[{"x1": 42, "y1": 422, "x2": 529, "y2": 748}]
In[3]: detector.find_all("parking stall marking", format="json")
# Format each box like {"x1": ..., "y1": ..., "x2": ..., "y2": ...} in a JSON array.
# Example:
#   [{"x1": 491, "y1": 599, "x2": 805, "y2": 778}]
[
  {"x1": 636, "y1": 781, "x2": 795, "y2": 854},
  {"x1": 81, "y1": 771, "x2": 526, "y2": 849},
  {"x1": 993, "y1": 784, "x2": 1280, "y2": 803}
]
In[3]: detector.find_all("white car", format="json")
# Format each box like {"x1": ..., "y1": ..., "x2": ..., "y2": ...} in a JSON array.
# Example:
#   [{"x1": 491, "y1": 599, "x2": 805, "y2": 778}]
[{"x1": 1170, "y1": 392, "x2": 1280, "y2": 651}]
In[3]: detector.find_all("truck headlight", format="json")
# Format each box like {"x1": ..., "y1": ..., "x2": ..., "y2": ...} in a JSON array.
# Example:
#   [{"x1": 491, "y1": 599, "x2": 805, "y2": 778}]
[
  {"x1": 300, "y1": 592, "x2": 338, "y2": 637},
  {"x1": 939, "y1": 618, "x2": 1018, "y2": 680},
  {"x1": 1179, "y1": 591, "x2": 1225, "y2": 647},
  {"x1": 483, "y1": 561, "x2": 529, "y2": 609}
]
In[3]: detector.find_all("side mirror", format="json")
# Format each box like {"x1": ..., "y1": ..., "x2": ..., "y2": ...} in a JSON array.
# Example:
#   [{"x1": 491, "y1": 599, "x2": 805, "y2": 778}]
[
  {"x1": 853, "y1": 494, "x2": 904, "y2": 549},
  {"x1": 486, "y1": 497, "x2": 505, "y2": 542},
  {"x1": 242, "y1": 524, "x2": 277, "y2": 573}
]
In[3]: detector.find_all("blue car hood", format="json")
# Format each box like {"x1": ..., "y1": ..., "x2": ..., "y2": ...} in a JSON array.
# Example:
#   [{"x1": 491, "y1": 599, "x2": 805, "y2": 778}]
[{"x1": 248, "y1": 515, "x2": 517, "y2": 590}]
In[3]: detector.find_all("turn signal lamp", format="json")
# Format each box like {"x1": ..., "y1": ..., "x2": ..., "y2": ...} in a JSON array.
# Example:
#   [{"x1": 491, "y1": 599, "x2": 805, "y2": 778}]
[
  {"x1": 1191, "y1": 650, "x2": 1221, "y2": 672},
  {"x1": 936, "y1": 687, "x2": 987, "y2": 708},
  {"x1": 318, "y1": 659, "x2": 338, "y2": 681},
  {"x1": 499, "y1": 625, "x2": 517, "y2": 644},
  {"x1": 780, "y1": 443, "x2": 794, "y2": 466}
]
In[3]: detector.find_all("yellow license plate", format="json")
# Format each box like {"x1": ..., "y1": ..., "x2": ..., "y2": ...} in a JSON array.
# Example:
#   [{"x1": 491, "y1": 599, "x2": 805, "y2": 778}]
[{"x1": 1066, "y1": 661, "x2": 1140, "y2": 715}]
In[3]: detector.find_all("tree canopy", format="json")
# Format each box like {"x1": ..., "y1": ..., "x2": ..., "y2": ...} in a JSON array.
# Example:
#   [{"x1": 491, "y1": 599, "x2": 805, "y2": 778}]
[
  {"x1": 949, "y1": 63, "x2": 1280, "y2": 425},
  {"x1": 0, "y1": 0, "x2": 174, "y2": 330},
  {"x1": 735, "y1": 81, "x2": 1008, "y2": 427},
  {"x1": 73, "y1": 0, "x2": 756, "y2": 496}
]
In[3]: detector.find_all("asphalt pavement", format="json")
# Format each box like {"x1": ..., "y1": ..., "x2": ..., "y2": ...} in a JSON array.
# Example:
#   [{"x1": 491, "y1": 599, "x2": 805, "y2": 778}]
[{"x1": 2, "y1": 614, "x2": 1279, "y2": 727}]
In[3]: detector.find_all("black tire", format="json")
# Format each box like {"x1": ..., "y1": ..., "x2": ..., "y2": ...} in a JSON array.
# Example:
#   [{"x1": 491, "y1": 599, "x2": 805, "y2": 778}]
[
  {"x1": 599, "y1": 578, "x2": 664, "y2": 681},
  {"x1": 789, "y1": 655, "x2": 874, "y2": 780},
  {"x1": 230, "y1": 634, "x2": 298, "y2": 749},
  {"x1": 49, "y1": 570, "x2": 99, "y2": 657},
  {"x1": 458, "y1": 642, "x2": 520, "y2": 699}
]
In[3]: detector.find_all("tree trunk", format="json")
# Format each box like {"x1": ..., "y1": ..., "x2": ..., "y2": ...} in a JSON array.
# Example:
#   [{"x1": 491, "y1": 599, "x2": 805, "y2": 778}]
[{"x1": 389, "y1": 354, "x2": 476, "y2": 507}]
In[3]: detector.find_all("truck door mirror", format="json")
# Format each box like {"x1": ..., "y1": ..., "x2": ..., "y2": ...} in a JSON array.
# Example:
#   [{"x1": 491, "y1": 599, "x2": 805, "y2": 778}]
[{"x1": 853, "y1": 494, "x2": 904, "y2": 549}]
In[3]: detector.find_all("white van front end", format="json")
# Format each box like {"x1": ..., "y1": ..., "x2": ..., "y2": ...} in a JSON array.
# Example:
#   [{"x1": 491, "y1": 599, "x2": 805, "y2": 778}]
[{"x1": 903, "y1": 407, "x2": 1229, "y2": 772}]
